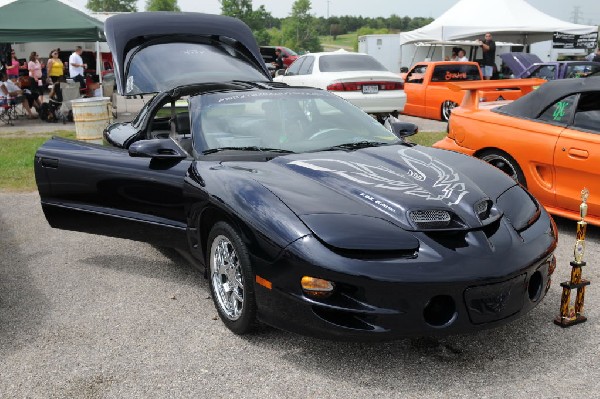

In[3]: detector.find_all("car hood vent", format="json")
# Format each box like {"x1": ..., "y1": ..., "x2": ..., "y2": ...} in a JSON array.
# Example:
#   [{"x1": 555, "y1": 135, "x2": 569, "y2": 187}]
[{"x1": 409, "y1": 210, "x2": 452, "y2": 229}]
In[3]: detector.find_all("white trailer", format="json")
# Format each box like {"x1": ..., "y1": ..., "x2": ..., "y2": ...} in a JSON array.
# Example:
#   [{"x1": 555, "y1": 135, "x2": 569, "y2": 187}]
[
  {"x1": 358, "y1": 34, "x2": 401, "y2": 73},
  {"x1": 529, "y1": 40, "x2": 588, "y2": 61}
]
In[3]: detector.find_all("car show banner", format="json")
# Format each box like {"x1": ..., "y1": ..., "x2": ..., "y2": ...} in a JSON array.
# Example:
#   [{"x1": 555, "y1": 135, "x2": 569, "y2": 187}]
[{"x1": 552, "y1": 31, "x2": 599, "y2": 49}]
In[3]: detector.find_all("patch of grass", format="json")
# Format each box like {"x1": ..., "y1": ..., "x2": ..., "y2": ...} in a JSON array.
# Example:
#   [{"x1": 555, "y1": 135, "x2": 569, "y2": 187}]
[
  {"x1": 408, "y1": 131, "x2": 446, "y2": 147},
  {"x1": 319, "y1": 32, "x2": 357, "y2": 50},
  {"x1": 0, "y1": 130, "x2": 75, "y2": 192}
]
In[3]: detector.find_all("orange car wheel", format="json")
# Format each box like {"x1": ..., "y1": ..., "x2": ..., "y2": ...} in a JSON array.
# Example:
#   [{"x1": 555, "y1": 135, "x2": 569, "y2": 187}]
[
  {"x1": 479, "y1": 150, "x2": 527, "y2": 187},
  {"x1": 441, "y1": 100, "x2": 458, "y2": 122}
]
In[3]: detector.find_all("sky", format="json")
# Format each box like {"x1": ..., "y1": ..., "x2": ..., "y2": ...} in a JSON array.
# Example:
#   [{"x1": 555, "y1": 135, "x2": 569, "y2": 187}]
[{"x1": 69, "y1": 0, "x2": 600, "y2": 25}]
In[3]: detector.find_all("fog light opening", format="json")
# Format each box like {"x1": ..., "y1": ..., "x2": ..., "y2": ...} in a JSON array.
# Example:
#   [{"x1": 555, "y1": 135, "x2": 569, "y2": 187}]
[
  {"x1": 528, "y1": 271, "x2": 543, "y2": 302},
  {"x1": 301, "y1": 276, "x2": 335, "y2": 298},
  {"x1": 423, "y1": 295, "x2": 457, "y2": 328}
]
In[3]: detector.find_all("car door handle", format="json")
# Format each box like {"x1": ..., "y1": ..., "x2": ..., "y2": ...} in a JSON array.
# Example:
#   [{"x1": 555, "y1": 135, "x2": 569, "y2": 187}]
[
  {"x1": 567, "y1": 148, "x2": 589, "y2": 159},
  {"x1": 40, "y1": 157, "x2": 59, "y2": 168}
]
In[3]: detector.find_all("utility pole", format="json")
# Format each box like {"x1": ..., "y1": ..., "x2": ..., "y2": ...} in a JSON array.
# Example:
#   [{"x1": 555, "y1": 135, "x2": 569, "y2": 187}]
[
  {"x1": 571, "y1": 6, "x2": 581, "y2": 24},
  {"x1": 327, "y1": 0, "x2": 330, "y2": 19}
]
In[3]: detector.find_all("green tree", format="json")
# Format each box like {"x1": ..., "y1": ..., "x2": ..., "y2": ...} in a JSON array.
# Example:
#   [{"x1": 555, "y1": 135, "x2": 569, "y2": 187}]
[
  {"x1": 220, "y1": 1, "x2": 273, "y2": 45},
  {"x1": 145, "y1": 0, "x2": 180, "y2": 11},
  {"x1": 86, "y1": 0, "x2": 137, "y2": 12},
  {"x1": 220, "y1": 0, "x2": 252, "y2": 16},
  {"x1": 281, "y1": 0, "x2": 322, "y2": 53}
]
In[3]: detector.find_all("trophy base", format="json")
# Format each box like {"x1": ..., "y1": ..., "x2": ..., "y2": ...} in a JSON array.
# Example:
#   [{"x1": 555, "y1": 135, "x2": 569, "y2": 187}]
[{"x1": 553, "y1": 315, "x2": 587, "y2": 328}]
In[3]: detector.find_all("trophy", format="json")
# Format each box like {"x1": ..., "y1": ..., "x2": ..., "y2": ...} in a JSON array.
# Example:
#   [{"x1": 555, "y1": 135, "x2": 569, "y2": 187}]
[{"x1": 554, "y1": 188, "x2": 591, "y2": 327}]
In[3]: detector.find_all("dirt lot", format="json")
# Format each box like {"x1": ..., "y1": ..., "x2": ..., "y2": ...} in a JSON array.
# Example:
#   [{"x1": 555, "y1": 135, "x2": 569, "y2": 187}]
[{"x1": 1, "y1": 192, "x2": 599, "y2": 398}]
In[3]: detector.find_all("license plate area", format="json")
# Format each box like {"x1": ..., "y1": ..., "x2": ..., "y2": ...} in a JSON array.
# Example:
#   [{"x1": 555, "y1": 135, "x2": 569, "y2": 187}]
[
  {"x1": 464, "y1": 274, "x2": 525, "y2": 324},
  {"x1": 362, "y1": 85, "x2": 379, "y2": 94}
]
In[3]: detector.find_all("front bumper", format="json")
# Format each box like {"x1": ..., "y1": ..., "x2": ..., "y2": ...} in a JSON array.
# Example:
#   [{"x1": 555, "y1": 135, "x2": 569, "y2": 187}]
[{"x1": 253, "y1": 212, "x2": 556, "y2": 341}]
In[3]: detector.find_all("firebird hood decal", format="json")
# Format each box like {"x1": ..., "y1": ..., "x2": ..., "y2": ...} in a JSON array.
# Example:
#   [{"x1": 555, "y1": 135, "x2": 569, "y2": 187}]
[
  {"x1": 216, "y1": 145, "x2": 515, "y2": 230},
  {"x1": 220, "y1": 145, "x2": 518, "y2": 230},
  {"x1": 288, "y1": 148, "x2": 469, "y2": 206}
]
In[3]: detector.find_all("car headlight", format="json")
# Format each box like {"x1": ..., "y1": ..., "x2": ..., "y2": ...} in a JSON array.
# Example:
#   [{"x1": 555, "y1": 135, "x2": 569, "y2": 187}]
[{"x1": 496, "y1": 186, "x2": 540, "y2": 231}]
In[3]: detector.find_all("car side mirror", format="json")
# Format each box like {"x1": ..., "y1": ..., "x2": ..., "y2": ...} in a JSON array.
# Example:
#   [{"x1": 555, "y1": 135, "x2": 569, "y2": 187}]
[
  {"x1": 275, "y1": 69, "x2": 286, "y2": 77},
  {"x1": 389, "y1": 121, "x2": 418, "y2": 138},
  {"x1": 128, "y1": 139, "x2": 187, "y2": 160}
]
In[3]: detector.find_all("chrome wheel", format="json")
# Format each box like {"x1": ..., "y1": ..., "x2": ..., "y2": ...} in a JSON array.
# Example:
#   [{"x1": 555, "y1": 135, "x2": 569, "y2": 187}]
[
  {"x1": 480, "y1": 151, "x2": 525, "y2": 186},
  {"x1": 210, "y1": 235, "x2": 244, "y2": 321},
  {"x1": 441, "y1": 100, "x2": 458, "y2": 121}
]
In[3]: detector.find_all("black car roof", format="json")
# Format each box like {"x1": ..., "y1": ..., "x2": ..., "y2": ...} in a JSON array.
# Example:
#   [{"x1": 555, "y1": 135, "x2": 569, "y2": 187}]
[{"x1": 495, "y1": 76, "x2": 600, "y2": 119}]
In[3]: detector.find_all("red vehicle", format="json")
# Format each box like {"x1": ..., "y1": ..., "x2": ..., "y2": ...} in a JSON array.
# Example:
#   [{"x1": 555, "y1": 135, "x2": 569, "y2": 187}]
[{"x1": 260, "y1": 46, "x2": 298, "y2": 68}]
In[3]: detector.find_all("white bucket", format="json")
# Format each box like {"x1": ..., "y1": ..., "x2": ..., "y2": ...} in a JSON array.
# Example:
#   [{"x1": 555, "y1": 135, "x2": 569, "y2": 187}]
[{"x1": 71, "y1": 97, "x2": 113, "y2": 143}]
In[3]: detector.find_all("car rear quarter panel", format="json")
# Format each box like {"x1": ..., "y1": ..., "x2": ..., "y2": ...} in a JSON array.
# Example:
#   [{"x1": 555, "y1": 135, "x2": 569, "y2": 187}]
[{"x1": 449, "y1": 109, "x2": 563, "y2": 209}]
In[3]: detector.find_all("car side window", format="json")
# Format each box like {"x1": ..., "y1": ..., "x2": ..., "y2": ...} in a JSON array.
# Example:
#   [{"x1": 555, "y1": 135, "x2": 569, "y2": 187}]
[
  {"x1": 571, "y1": 91, "x2": 600, "y2": 133},
  {"x1": 286, "y1": 58, "x2": 305, "y2": 76},
  {"x1": 566, "y1": 64, "x2": 600, "y2": 78},
  {"x1": 406, "y1": 65, "x2": 427, "y2": 84},
  {"x1": 537, "y1": 94, "x2": 578, "y2": 124},
  {"x1": 530, "y1": 65, "x2": 556, "y2": 80},
  {"x1": 298, "y1": 56, "x2": 315, "y2": 75}
]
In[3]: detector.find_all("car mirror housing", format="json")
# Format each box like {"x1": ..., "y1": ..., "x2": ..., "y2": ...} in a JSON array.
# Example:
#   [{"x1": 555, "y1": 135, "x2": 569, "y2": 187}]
[
  {"x1": 389, "y1": 121, "x2": 418, "y2": 138},
  {"x1": 128, "y1": 139, "x2": 188, "y2": 160},
  {"x1": 277, "y1": 69, "x2": 287, "y2": 77}
]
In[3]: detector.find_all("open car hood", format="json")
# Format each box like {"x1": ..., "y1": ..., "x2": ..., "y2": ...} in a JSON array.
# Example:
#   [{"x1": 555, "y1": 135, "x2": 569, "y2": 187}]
[
  {"x1": 499, "y1": 52, "x2": 543, "y2": 78},
  {"x1": 104, "y1": 12, "x2": 271, "y2": 95}
]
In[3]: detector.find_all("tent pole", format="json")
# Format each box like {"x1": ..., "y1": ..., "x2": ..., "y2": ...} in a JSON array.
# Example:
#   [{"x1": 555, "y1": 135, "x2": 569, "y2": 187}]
[{"x1": 96, "y1": 41, "x2": 102, "y2": 84}]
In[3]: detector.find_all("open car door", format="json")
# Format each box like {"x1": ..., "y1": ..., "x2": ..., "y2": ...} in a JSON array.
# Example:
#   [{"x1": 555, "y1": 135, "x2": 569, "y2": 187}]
[{"x1": 35, "y1": 137, "x2": 193, "y2": 249}]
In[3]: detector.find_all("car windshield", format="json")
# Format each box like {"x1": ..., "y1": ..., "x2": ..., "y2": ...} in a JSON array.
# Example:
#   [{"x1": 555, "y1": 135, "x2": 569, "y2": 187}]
[
  {"x1": 319, "y1": 54, "x2": 388, "y2": 72},
  {"x1": 125, "y1": 41, "x2": 268, "y2": 94},
  {"x1": 190, "y1": 89, "x2": 399, "y2": 155}
]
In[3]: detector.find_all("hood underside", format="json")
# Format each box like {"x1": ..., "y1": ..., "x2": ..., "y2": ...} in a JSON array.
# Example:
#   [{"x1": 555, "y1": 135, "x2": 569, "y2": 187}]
[
  {"x1": 104, "y1": 12, "x2": 271, "y2": 95},
  {"x1": 499, "y1": 52, "x2": 543, "y2": 78}
]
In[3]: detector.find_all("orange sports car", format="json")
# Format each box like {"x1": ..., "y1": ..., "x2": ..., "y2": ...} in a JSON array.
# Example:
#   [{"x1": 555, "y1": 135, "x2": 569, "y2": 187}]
[
  {"x1": 434, "y1": 77, "x2": 600, "y2": 226},
  {"x1": 401, "y1": 61, "x2": 524, "y2": 121}
]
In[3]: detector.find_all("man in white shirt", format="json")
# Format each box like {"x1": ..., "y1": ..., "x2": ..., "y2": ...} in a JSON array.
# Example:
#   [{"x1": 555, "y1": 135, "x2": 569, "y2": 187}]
[{"x1": 69, "y1": 46, "x2": 87, "y2": 89}]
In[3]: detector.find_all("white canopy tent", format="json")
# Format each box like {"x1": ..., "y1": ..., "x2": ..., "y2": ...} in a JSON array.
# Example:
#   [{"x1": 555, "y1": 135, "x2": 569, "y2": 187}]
[{"x1": 400, "y1": 0, "x2": 597, "y2": 46}]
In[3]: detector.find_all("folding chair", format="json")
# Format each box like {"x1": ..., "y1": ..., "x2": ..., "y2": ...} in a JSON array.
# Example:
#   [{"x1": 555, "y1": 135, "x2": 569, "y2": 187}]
[
  {"x1": 57, "y1": 82, "x2": 82, "y2": 121},
  {"x1": 0, "y1": 96, "x2": 13, "y2": 125}
]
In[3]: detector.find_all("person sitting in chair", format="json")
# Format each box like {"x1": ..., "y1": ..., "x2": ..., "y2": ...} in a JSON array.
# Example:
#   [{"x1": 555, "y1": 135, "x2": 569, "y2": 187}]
[{"x1": 0, "y1": 70, "x2": 37, "y2": 118}]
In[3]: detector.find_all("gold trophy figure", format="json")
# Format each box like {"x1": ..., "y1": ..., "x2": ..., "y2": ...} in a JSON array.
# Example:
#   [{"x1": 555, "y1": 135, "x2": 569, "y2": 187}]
[{"x1": 554, "y1": 188, "x2": 591, "y2": 327}]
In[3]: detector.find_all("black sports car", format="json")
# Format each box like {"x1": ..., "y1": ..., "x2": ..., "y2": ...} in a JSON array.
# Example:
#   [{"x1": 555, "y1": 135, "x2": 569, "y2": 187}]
[{"x1": 34, "y1": 13, "x2": 557, "y2": 341}]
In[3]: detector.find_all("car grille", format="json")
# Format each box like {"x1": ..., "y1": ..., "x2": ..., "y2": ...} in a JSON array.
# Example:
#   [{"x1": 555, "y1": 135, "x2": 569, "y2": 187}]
[{"x1": 409, "y1": 210, "x2": 451, "y2": 229}]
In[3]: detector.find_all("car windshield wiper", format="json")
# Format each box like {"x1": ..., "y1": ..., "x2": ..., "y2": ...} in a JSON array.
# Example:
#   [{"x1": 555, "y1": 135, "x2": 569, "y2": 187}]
[
  {"x1": 202, "y1": 146, "x2": 295, "y2": 155},
  {"x1": 315, "y1": 141, "x2": 398, "y2": 152}
]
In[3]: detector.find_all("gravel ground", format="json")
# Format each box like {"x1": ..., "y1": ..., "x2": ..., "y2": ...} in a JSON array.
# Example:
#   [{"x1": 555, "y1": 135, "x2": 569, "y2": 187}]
[{"x1": 1, "y1": 192, "x2": 599, "y2": 398}]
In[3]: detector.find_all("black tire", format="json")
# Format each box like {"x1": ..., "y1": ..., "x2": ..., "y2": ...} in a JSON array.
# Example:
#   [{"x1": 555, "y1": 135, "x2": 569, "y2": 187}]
[
  {"x1": 478, "y1": 149, "x2": 527, "y2": 187},
  {"x1": 441, "y1": 100, "x2": 458, "y2": 122},
  {"x1": 207, "y1": 221, "x2": 257, "y2": 334}
]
